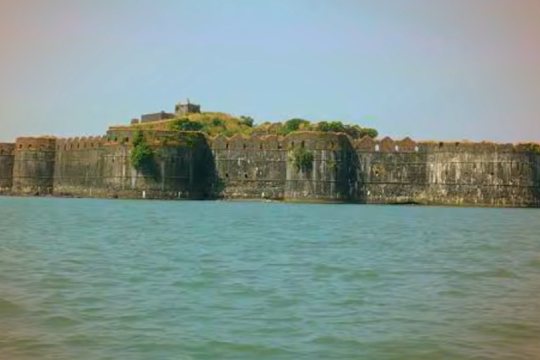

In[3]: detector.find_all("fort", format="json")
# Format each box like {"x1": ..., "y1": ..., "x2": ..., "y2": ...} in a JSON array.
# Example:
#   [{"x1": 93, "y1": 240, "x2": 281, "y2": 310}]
[{"x1": 1, "y1": 101, "x2": 539, "y2": 207}]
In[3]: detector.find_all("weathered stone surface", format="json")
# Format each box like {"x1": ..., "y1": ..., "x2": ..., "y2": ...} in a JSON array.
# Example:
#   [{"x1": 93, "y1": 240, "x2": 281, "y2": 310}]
[
  {"x1": 1, "y1": 131, "x2": 539, "y2": 207},
  {"x1": 50, "y1": 131, "x2": 214, "y2": 200},
  {"x1": 12, "y1": 137, "x2": 57, "y2": 195},
  {"x1": 0, "y1": 143, "x2": 15, "y2": 193}
]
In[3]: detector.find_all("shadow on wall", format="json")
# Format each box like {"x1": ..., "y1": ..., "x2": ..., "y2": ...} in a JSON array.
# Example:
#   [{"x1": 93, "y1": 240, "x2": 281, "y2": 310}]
[
  {"x1": 194, "y1": 138, "x2": 219, "y2": 199},
  {"x1": 531, "y1": 153, "x2": 540, "y2": 206},
  {"x1": 340, "y1": 140, "x2": 363, "y2": 202},
  {"x1": 282, "y1": 133, "x2": 362, "y2": 202},
  {"x1": 147, "y1": 134, "x2": 218, "y2": 200}
]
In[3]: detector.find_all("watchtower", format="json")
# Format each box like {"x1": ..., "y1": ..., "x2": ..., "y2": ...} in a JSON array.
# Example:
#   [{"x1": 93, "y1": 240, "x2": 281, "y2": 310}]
[{"x1": 175, "y1": 99, "x2": 201, "y2": 116}]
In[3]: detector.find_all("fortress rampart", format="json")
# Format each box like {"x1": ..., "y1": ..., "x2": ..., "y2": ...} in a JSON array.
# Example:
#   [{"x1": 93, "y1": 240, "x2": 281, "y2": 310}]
[
  {"x1": 12, "y1": 137, "x2": 57, "y2": 195},
  {"x1": 49, "y1": 130, "x2": 213, "y2": 199},
  {"x1": 0, "y1": 143, "x2": 15, "y2": 192},
  {"x1": 0, "y1": 130, "x2": 538, "y2": 207},
  {"x1": 209, "y1": 133, "x2": 540, "y2": 206}
]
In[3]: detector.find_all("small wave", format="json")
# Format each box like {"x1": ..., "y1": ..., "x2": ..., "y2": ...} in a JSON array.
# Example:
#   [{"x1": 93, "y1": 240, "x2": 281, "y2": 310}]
[
  {"x1": 201, "y1": 340, "x2": 291, "y2": 357},
  {"x1": 463, "y1": 268, "x2": 519, "y2": 279},
  {"x1": 342, "y1": 269, "x2": 380, "y2": 281},
  {"x1": 42, "y1": 315, "x2": 81, "y2": 327},
  {"x1": 0, "y1": 297, "x2": 23, "y2": 315},
  {"x1": 527, "y1": 256, "x2": 540, "y2": 269},
  {"x1": 437, "y1": 289, "x2": 466, "y2": 298},
  {"x1": 310, "y1": 335, "x2": 365, "y2": 348},
  {"x1": 334, "y1": 297, "x2": 366, "y2": 306},
  {"x1": 172, "y1": 279, "x2": 210, "y2": 289},
  {"x1": 476, "y1": 322, "x2": 540, "y2": 340},
  {"x1": 314, "y1": 263, "x2": 346, "y2": 273}
]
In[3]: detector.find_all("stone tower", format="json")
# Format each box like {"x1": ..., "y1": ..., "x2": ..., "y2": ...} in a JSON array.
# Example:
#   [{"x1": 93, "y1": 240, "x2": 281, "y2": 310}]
[{"x1": 175, "y1": 99, "x2": 201, "y2": 116}]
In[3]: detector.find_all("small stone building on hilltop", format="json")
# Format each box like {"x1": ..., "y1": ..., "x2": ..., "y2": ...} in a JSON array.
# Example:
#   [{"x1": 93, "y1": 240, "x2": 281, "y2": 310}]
[
  {"x1": 139, "y1": 99, "x2": 201, "y2": 123},
  {"x1": 175, "y1": 99, "x2": 201, "y2": 116}
]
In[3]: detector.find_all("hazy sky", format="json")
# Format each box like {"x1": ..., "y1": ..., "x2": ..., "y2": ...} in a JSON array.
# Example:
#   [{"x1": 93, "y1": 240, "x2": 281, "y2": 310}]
[{"x1": 0, "y1": 0, "x2": 539, "y2": 142}]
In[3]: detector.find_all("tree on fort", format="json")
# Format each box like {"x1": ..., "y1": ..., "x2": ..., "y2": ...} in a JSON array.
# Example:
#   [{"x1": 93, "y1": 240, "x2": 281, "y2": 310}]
[
  {"x1": 169, "y1": 118, "x2": 204, "y2": 131},
  {"x1": 240, "y1": 116, "x2": 254, "y2": 127},
  {"x1": 317, "y1": 121, "x2": 378, "y2": 138},
  {"x1": 290, "y1": 147, "x2": 314, "y2": 173},
  {"x1": 130, "y1": 130, "x2": 154, "y2": 170},
  {"x1": 280, "y1": 118, "x2": 310, "y2": 135}
]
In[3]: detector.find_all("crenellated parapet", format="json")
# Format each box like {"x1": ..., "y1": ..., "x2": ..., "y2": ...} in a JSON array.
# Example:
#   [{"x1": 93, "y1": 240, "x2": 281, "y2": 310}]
[
  {"x1": 354, "y1": 136, "x2": 376, "y2": 151},
  {"x1": 352, "y1": 136, "x2": 540, "y2": 155},
  {"x1": 15, "y1": 137, "x2": 57, "y2": 152},
  {"x1": 105, "y1": 128, "x2": 208, "y2": 148},
  {"x1": 397, "y1": 137, "x2": 418, "y2": 152},
  {"x1": 354, "y1": 136, "x2": 419, "y2": 153},
  {"x1": 210, "y1": 133, "x2": 285, "y2": 151},
  {"x1": 209, "y1": 131, "x2": 353, "y2": 152},
  {"x1": 0, "y1": 143, "x2": 15, "y2": 156},
  {"x1": 284, "y1": 131, "x2": 351, "y2": 150},
  {"x1": 56, "y1": 136, "x2": 108, "y2": 151},
  {"x1": 416, "y1": 140, "x2": 536, "y2": 153}
]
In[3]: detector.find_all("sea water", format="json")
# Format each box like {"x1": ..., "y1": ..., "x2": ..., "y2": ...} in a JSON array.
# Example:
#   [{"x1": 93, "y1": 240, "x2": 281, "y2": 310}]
[{"x1": 0, "y1": 197, "x2": 539, "y2": 359}]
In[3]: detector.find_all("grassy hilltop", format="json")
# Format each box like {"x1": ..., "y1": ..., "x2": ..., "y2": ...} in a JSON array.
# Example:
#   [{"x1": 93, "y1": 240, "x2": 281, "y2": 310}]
[{"x1": 124, "y1": 112, "x2": 378, "y2": 139}]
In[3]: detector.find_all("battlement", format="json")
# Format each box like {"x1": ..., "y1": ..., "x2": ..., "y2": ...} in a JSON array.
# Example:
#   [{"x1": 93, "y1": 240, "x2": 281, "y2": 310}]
[
  {"x1": 351, "y1": 136, "x2": 540, "y2": 154},
  {"x1": 354, "y1": 136, "x2": 417, "y2": 152},
  {"x1": 0, "y1": 143, "x2": 15, "y2": 156},
  {"x1": 210, "y1": 132, "x2": 354, "y2": 151},
  {"x1": 15, "y1": 137, "x2": 57, "y2": 151},
  {"x1": 104, "y1": 128, "x2": 208, "y2": 148},
  {"x1": 417, "y1": 140, "x2": 539, "y2": 153},
  {"x1": 56, "y1": 136, "x2": 108, "y2": 151},
  {"x1": 208, "y1": 132, "x2": 540, "y2": 156},
  {"x1": 14, "y1": 130, "x2": 532, "y2": 156},
  {"x1": 211, "y1": 134, "x2": 283, "y2": 151}
]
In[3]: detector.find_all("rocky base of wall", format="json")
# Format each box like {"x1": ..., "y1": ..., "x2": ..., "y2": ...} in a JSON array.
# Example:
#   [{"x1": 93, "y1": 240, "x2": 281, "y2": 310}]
[{"x1": 1, "y1": 191, "x2": 539, "y2": 208}]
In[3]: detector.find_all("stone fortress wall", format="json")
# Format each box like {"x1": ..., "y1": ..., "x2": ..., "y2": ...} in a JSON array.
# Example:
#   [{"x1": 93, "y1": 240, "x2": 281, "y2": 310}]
[
  {"x1": 0, "y1": 130, "x2": 214, "y2": 199},
  {"x1": 210, "y1": 133, "x2": 540, "y2": 206},
  {"x1": 0, "y1": 129, "x2": 539, "y2": 207},
  {"x1": 12, "y1": 137, "x2": 57, "y2": 195},
  {"x1": 0, "y1": 143, "x2": 15, "y2": 192}
]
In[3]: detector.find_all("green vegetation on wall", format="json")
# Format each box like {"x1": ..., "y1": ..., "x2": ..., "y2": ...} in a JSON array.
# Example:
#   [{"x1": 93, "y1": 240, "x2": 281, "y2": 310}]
[
  {"x1": 263, "y1": 119, "x2": 378, "y2": 139},
  {"x1": 317, "y1": 121, "x2": 378, "y2": 138},
  {"x1": 160, "y1": 113, "x2": 254, "y2": 136},
  {"x1": 169, "y1": 118, "x2": 204, "y2": 131},
  {"x1": 279, "y1": 118, "x2": 310, "y2": 135},
  {"x1": 290, "y1": 147, "x2": 314, "y2": 173},
  {"x1": 130, "y1": 130, "x2": 154, "y2": 170},
  {"x1": 522, "y1": 143, "x2": 540, "y2": 154},
  {"x1": 240, "y1": 116, "x2": 254, "y2": 127}
]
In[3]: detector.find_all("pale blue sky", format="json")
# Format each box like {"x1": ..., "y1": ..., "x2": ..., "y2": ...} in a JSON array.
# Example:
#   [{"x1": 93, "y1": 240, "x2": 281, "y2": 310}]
[{"x1": 1, "y1": 0, "x2": 539, "y2": 142}]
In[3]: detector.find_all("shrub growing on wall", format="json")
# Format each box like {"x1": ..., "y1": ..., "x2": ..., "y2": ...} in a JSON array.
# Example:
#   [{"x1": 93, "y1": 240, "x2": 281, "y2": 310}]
[
  {"x1": 317, "y1": 121, "x2": 378, "y2": 139},
  {"x1": 240, "y1": 116, "x2": 254, "y2": 127},
  {"x1": 169, "y1": 118, "x2": 204, "y2": 131},
  {"x1": 290, "y1": 147, "x2": 314, "y2": 172},
  {"x1": 130, "y1": 130, "x2": 154, "y2": 170},
  {"x1": 522, "y1": 143, "x2": 540, "y2": 154},
  {"x1": 280, "y1": 118, "x2": 310, "y2": 135}
]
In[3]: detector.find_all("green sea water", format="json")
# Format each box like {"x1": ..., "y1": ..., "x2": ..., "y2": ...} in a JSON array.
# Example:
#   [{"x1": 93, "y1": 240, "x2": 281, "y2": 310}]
[{"x1": 0, "y1": 197, "x2": 539, "y2": 360}]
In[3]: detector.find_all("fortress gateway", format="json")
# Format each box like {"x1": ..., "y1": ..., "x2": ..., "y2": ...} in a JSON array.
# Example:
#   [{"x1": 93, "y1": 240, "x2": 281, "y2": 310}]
[{"x1": 0, "y1": 101, "x2": 539, "y2": 207}]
